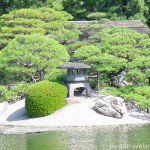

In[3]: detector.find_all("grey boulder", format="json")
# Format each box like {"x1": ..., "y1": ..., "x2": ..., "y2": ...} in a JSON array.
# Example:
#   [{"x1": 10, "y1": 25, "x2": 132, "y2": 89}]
[{"x1": 94, "y1": 95, "x2": 127, "y2": 118}]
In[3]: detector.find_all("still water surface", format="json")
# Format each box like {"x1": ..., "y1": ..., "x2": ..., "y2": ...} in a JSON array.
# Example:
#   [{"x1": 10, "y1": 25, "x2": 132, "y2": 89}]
[{"x1": 0, "y1": 125, "x2": 150, "y2": 150}]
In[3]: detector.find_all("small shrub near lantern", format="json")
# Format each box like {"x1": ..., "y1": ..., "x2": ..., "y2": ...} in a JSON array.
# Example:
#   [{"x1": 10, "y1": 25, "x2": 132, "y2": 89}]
[{"x1": 25, "y1": 80, "x2": 67, "y2": 117}]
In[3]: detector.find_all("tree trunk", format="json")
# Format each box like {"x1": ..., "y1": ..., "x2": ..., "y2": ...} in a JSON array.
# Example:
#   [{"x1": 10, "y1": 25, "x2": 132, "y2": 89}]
[{"x1": 97, "y1": 71, "x2": 100, "y2": 94}]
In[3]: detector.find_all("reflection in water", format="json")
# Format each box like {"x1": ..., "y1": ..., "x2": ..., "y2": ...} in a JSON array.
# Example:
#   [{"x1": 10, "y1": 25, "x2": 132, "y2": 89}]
[
  {"x1": 95, "y1": 126, "x2": 130, "y2": 150},
  {"x1": 0, "y1": 134, "x2": 26, "y2": 150},
  {"x1": 0, "y1": 125, "x2": 150, "y2": 150},
  {"x1": 26, "y1": 132, "x2": 67, "y2": 150},
  {"x1": 66, "y1": 128, "x2": 97, "y2": 150}
]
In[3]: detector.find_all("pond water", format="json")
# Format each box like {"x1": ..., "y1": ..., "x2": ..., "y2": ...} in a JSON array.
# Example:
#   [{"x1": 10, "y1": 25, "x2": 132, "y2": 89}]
[{"x1": 0, "y1": 125, "x2": 150, "y2": 150}]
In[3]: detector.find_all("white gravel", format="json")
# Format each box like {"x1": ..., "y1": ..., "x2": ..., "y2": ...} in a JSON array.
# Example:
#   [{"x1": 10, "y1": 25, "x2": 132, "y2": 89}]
[{"x1": 0, "y1": 96, "x2": 150, "y2": 134}]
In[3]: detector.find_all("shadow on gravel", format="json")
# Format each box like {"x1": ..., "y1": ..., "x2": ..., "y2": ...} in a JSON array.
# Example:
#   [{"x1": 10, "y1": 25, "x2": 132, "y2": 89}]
[{"x1": 7, "y1": 107, "x2": 29, "y2": 121}]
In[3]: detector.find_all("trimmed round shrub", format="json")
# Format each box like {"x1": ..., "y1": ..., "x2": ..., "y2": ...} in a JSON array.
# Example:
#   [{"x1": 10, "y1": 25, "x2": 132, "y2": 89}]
[{"x1": 25, "y1": 80, "x2": 67, "y2": 117}]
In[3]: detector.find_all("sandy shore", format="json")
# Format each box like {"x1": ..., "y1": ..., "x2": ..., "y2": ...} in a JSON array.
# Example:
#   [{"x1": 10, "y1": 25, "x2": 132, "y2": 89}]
[{"x1": 0, "y1": 95, "x2": 150, "y2": 134}]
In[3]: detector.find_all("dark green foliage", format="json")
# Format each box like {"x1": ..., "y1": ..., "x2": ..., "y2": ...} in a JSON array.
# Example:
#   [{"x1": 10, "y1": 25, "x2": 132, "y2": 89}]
[
  {"x1": 1, "y1": 0, "x2": 150, "y2": 23},
  {"x1": 0, "y1": 0, "x2": 64, "y2": 16},
  {"x1": 63, "y1": 0, "x2": 149, "y2": 21},
  {"x1": 25, "y1": 80, "x2": 67, "y2": 117},
  {"x1": 102, "y1": 86, "x2": 150, "y2": 109}
]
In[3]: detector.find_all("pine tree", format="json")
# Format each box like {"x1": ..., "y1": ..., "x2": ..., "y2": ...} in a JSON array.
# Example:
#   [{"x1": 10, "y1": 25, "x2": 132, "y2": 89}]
[{"x1": 0, "y1": 8, "x2": 80, "y2": 50}]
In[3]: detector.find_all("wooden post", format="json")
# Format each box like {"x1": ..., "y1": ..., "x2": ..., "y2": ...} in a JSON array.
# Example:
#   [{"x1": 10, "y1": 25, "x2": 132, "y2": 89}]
[{"x1": 97, "y1": 71, "x2": 100, "y2": 94}]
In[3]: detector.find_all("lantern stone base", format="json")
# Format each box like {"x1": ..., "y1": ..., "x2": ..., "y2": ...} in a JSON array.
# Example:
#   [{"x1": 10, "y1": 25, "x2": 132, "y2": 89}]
[{"x1": 66, "y1": 82, "x2": 91, "y2": 97}]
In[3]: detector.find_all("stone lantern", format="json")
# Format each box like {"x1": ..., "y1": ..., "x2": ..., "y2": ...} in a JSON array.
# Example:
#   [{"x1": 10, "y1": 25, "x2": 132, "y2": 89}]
[{"x1": 58, "y1": 62, "x2": 91, "y2": 97}]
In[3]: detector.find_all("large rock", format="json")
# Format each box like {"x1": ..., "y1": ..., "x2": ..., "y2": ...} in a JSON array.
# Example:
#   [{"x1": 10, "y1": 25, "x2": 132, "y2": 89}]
[
  {"x1": 94, "y1": 95, "x2": 127, "y2": 118},
  {"x1": 0, "y1": 101, "x2": 8, "y2": 116}
]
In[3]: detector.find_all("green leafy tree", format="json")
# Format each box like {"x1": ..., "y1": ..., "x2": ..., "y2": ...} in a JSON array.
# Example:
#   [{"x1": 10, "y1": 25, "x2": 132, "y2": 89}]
[
  {"x1": 0, "y1": 34, "x2": 70, "y2": 85},
  {"x1": 0, "y1": 8, "x2": 80, "y2": 50},
  {"x1": 74, "y1": 26, "x2": 150, "y2": 86},
  {"x1": 74, "y1": 26, "x2": 150, "y2": 109},
  {"x1": 84, "y1": 12, "x2": 108, "y2": 43}
]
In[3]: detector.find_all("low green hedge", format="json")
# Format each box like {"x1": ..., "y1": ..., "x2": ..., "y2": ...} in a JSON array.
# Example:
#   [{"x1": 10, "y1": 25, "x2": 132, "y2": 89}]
[{"x1": 25, "y1": 80, "x2": 67, "y2": 117}]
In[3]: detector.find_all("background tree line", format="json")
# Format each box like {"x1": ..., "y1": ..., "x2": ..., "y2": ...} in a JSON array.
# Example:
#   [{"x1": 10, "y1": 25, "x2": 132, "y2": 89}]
[{"x1": 1, "y1": 0, "x2": 150, "y2": 27}]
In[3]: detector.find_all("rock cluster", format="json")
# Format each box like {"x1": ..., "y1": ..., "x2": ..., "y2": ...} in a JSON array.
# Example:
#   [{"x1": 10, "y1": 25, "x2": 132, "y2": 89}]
[{"x1": 94, "y1": 95, "x2": 127, "y2": 118}]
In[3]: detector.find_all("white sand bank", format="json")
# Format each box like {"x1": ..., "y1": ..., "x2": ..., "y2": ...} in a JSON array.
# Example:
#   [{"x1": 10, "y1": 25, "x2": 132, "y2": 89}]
[{"x1": 0, "y1": 96, "x2": 150, "y2": 134}]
